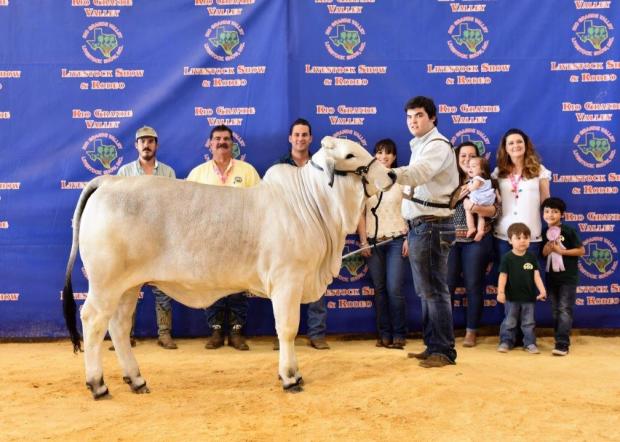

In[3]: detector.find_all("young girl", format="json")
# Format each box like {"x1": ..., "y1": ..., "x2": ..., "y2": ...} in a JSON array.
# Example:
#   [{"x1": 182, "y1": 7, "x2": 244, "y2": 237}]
[
  {"x1": 464, "y1": 157, "x2": 496, "y2": 242},
  {"x1": 357, "y1": 139, "x2": 408, "y2": 349}
]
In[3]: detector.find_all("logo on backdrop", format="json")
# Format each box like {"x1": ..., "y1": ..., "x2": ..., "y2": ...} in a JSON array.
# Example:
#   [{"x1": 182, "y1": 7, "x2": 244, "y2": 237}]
[
  {"x1": 325, "y1": 18, "x2": 366, "y2": 60},
  {"x1": 337, "y1": 238, "x2": 368, "y2": 283},
  {"x1": 572, "y1": 14, "x2": 614, "y2": 56},
  {"x1": 332, "y1": 129, "x2": 368, "y2": 148},
  {"x1": 573, "y1": 126, "x2": 616, "y2": 169},
  {"x1": 447, "y1": 16, "x2": 489, "y2": 59},
  {"x1": 81, "y1": 133, "x2": 124, "y2": 175},
  {"x1": 450, "y1": 128, "x2": 491, "y2": 158},
  {"x1": 579, "y1": 237, "x2": 618, "y2": 279},
  {"x1": 204, "y1": 20, "x2": 246, "y2": 61},
  {"x1": 203, "y1": 131, "x2": 246, "y2": 161},
  {"x1": 82, "y1": 22, "x2": 124, "y2": 64}
]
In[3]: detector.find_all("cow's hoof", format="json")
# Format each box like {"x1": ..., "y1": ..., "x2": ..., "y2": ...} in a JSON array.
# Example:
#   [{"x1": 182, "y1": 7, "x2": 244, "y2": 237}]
[
  {"x1": 283, "y1": 377, "x2": 304, "y2": 393},
  {"x1": 132, "y1": 382, "x2": 150, "y2": 394},
  {"x1": 92, "y1": 387, "x2": 110, "y2": 400}
]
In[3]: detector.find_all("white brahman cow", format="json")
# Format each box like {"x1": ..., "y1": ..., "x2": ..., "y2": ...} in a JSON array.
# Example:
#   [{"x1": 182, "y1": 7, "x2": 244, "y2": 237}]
[{"x1": 62, "y1": 136, "x2": 395, "y2": 399}]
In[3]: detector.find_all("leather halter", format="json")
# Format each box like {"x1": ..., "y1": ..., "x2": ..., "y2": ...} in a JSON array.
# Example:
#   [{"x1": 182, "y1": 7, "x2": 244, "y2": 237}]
[{"x1": 310, "y1": 157, "x2": 377, "y2": 198}]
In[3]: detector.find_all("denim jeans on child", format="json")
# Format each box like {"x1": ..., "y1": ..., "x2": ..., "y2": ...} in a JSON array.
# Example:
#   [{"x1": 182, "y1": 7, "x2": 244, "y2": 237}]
[
  {"x1": 408, "y1": 218, "x2": 457, "y2": 362},
  {"x1": 548, "y1": 284, "x2": 577, "y2": 348},
  {"x1": 499, "y1": 301, "x2": 536, "y2": 347}
]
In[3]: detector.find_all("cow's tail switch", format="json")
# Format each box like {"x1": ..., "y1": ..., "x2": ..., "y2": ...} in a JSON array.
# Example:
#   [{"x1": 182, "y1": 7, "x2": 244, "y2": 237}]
[{"x1": 62, "y1": 177, "x2": 103, "y2": 353}]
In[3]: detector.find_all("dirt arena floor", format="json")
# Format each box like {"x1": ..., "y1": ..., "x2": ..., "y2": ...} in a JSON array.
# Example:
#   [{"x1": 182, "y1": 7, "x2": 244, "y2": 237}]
[{"x1": 1, "y1": 333, "x2": 619, "y2": 441}]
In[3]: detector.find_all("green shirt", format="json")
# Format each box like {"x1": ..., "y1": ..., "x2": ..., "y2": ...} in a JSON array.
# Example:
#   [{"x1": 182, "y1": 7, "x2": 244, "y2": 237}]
[
  {"x1": 499, "y1": 251, "x2": 540, "y2": 302},
  {"x1": 542, "y1": 223, "x2": 582, "y2": 287}
]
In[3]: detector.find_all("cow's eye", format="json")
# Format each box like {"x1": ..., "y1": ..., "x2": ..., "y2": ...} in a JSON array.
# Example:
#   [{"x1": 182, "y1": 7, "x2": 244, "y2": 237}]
[{"x1": 345, "y1": 154, "x2": 355, "y2": 159}]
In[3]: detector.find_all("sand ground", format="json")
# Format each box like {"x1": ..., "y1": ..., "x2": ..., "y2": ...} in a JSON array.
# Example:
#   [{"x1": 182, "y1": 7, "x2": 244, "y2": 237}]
[{"x1": 1, "y1": 334, "x2": 619, "y2": 441}]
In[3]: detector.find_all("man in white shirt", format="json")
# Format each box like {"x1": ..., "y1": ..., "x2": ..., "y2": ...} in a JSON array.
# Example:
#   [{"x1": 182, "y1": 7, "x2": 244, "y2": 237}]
[{"x1": 392, "y1": 96, "x2": 459, "y2": 368}]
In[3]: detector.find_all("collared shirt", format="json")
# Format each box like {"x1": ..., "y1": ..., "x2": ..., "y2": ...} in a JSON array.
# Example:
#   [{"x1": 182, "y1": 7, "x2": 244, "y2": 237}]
[
  {"x1": 397, "y1": 126, "x2": 459, "y2": 219},
  {"x1": 276, "y1": 150, "x2": 312, "y2": 167},
  {"x1": 186, "y1": 159, "x2": 260, "y2": 188},
  {"x1": 117, "y1": 159, "x2": 176, "y2": 178}
]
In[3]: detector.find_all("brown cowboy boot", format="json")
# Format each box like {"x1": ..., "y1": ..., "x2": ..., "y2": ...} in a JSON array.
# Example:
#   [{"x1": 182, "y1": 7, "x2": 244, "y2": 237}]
[
  {"x1": 156, "y1": 304, "x2": 177, "y2": 349},
  {"x1": 205, "y1": 326, "x2": 225, "y2": 349},
  {"x1": 463, "y1": 330, "x2": 477, "y2": 347},
  {"x1": 229, "y1": 325, "x2": 249, "y2": 351},
  {"x1": 310, "y1": 337, "x2": 330, "y2": 350}
]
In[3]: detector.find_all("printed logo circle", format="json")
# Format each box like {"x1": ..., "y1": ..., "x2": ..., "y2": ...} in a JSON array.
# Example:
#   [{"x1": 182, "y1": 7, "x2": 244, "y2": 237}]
[
  {"x1": 447, "y1": 16, "x2": 489, "y2": 59},
  {"x1": 579, "y1": 236, "x2": 618, "y2": 279},
  {"x1": 572, "y1": 126, "x2": 616, "y2": 169},
  {"x1": 82, "y1": 22, "x2": 124, "y2": 64},
  {"x1": 81, "y1": 133, "x2": 124, "y2": 175},
  {"x1": 204, "y1": 131, "x2": 246, "y2": 162},
  {"x1": 325, "y1": 18, "x2": 366, "y2": 60},
  {"x1": 450, "y1": 128, "x2": 491, "y2": 159},
  {"x1": 338, "y1": 238, "x2": 368, "y2": 282},
  {"x1": 572, "y1": 14, "x2": 614, "y2": 56},
  {"x1": 332, "y1": 129, "x2": 368, "y2": 148},
  {"x1": 204, "y1": 20, "x2": 246, "y2": 61}
]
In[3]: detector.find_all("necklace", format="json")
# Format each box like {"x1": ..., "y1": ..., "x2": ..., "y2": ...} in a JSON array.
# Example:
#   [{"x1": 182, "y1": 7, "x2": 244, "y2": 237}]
[{"x1": 509, "y1": 173, "x2": 522, "y2": 200}]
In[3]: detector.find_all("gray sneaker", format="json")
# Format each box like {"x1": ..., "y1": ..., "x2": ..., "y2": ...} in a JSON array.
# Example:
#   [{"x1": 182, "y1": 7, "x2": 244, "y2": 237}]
[
  {"x1": 552, "y1": 346, "x2": 569, "y2": 356},
  {"x1": 524, "y1": 344, "x2": 540, "y2": 354},
  {"x1": 497, "y1": 343, "x2": 510, "y2": 353}
]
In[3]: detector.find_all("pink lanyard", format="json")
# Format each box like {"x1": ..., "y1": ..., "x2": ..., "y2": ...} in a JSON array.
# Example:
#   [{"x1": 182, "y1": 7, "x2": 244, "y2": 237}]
[{"x1": 509, "y1": 173, "x2": 522, "y2": 199}]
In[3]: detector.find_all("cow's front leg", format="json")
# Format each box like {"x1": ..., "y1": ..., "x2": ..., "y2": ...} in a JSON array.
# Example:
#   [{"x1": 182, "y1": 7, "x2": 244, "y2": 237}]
[
  {"x1": 108, "y1": 287, "x2": 149, "y2": 394},
  {"x1": 81, "y1": 294, "x2": 113, "y2": 400},
  {"x1": 272, "y1": 289, "x2": 303, "y2": 392}
]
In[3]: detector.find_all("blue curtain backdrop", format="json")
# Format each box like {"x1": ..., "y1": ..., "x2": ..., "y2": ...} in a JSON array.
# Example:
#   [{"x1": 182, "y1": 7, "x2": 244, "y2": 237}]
[{"x1": 1, "y1": 0, "x2": 618, "y2": 338}]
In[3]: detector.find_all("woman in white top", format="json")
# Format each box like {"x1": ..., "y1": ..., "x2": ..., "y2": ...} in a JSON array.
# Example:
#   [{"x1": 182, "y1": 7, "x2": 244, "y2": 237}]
[
  {"x1": 492, "y1": 128, "x2": 551, "y2": 259},
  {"x1": 357, "y1": 139, "x2": 409, "y2": 349}
]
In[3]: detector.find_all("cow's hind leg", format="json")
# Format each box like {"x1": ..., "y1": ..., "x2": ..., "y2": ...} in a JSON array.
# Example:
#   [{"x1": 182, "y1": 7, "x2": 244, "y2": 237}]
[
  {"x1": 272, "y1": 290, "x2": 303, "y2": 392},
  {"x1": 81, "y1": 291, "x2": 117, "y2": 400},
  {"x1": 108, "y1": 286, "x2": 149, "y2": 394}
]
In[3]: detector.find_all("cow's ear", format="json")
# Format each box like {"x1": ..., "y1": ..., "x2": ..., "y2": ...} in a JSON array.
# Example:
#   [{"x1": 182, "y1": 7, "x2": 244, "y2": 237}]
[
  {"x1": 321, "y1": 136, "x2": 336, "y2": 151},
  {"x1": 324, "y1": 157, "x2": 336, "y2": 187}
]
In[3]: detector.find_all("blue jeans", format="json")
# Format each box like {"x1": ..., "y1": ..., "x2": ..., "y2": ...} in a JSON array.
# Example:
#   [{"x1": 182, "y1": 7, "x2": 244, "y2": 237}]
[
  {"x1": 448, "y1": 233, "x2": 493, "y2": 332},
  {"x1": 306, "y1": 295, "x2": 327, "y2": 339},
  {"x1": 499, "y1": 301, "x2": 536, "y2": 347},
  {"x1": 548, "y1": 284, "x2": 576, "y2": 348},
  {"x1": 205, "y1": 292, "x2": 248, "y2": 331},
  {"x1": 366, "y1": 237, "x2": 407, "y2": 340},
  {"x1": 408, "y1": 218, "x2": 457, "y2": 362}
]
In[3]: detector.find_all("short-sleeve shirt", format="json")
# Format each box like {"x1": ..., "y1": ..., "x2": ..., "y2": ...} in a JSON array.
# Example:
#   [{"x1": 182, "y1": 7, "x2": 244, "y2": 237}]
[
  {"x1": 542, "y1": 223, "x2": 582, "y2": 287},
  {"x1": 499, "y1": 250, "x2": 540, "y2": 302},
  {"x1": 117, "y1": 160, "x2": 176, "y2": 178}
]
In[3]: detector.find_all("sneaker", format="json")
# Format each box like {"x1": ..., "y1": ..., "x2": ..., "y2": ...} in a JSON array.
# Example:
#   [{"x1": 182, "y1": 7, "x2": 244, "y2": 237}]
[
  {"x1": 552, "y1": 346, "x2": 569, "y2": 356},
  {"x1": 524, "y1": 344, "x2": 540, "y2": 354},
  {"x1": 497, "y1": 343, "x2": 510, "y2": 353}
]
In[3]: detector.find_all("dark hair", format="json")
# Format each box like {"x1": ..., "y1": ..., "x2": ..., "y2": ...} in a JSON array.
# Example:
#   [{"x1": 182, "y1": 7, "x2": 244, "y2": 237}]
[
  {"x1": 541, "y1": 197, "x2": 566, "y2": 214},
  {"x1": 404, "y1": 96, "x2": 437, "y2": 126},
  {"x1": 289, "y1": 118, "x2": 312, "y2": 136},
  {"x1": 374, "y1": 138, "x2": 398, "y2": 167},
  {"x1": 454, "y1": 141, "x2": 480, "y2": 184},
  {"x1": 507, "y1": 222, "x2": 531, "y2": 239},
  {"x1": 469, "y1": 156, "x2": 491, "y2": 180},
  {"x1": 496, "y1": 128, "x2": 542, "y2": 179},
  {"x1": 210, "y1": 125, "x2": 233, "y2": 140}
]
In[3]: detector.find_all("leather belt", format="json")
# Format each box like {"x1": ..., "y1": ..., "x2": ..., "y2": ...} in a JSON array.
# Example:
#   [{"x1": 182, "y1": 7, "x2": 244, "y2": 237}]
[{"x1": 407, "y1": 215, "x2": 452, "y2": 228}]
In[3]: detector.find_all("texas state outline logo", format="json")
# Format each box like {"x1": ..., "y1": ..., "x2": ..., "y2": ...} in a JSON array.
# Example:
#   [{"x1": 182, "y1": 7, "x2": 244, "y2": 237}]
[
  {"x1": 447, "y1": 16, "x2": 489, "y2": 59},
  {"x1": 204, "y1": 20, "x2": 246, "y2": 61},
  {"x1": 81, "y1": 133, "x2": 124, "y2": 175},
  {"x1": 450, "y1": 128, "x2": 491, "y2": 159},
  {"x1": 82, "y1": 22, "x2": 124, "y2": 64},
  {"x1": 572, "y1": 14, "x2": 614, "y2": 56},
  {"x1": 572, "y1": 126, "x2": 616, "y2": 169},
  {"x1": 325, "y1": 18, "x2": 366, "y2": 61},
  {"x1": 579, "y1": 237, "x2": 618, "y2": 280}
]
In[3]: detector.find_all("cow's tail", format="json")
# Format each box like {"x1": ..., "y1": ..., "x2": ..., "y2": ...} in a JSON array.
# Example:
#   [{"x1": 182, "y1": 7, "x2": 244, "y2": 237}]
[{"x1": 62, "y1": 177, "x2": 104, "y2": 353}]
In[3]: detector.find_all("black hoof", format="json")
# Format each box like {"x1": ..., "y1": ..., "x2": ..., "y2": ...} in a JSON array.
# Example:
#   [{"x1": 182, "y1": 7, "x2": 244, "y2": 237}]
[
  {"x1": 132, "y1": 382, "x2": 150, "y2": 394},
  {"x1": 283, "y1": 377, "x2": 304, "y2": 393},
  {"x1": 93, "y1": 387, "x2": 110, "y2": 400}
]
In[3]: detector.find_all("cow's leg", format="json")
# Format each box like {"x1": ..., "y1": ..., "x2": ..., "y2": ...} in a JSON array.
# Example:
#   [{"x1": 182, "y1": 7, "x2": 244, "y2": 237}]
[
  {"x1": 108, "y1": 286, "x2": 149, "y2": 394},
  {"x1": 272, "y1": 290, "x2": 303, "y2": 392},
  {"x1": 81, "y1": 290, "x2": 116, "y2": 400}
]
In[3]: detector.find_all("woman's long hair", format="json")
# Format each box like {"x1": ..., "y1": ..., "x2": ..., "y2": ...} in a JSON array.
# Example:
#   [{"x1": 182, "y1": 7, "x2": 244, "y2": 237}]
[
  {"x1": 374, "y1": 138, "x2": 398, "y2": 167},
  {"x1": 496, "y1": 128, "x2": 542, "y2": 179},
  {"x1": 454, "y1": 141, "x2": 479, "y2": 185}
]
